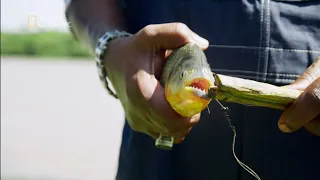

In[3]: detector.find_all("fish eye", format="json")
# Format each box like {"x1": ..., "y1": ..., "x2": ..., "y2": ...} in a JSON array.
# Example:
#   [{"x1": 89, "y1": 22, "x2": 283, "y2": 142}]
[{"x1": 180, "y1": 71, "x2": 187, "y2": 78}]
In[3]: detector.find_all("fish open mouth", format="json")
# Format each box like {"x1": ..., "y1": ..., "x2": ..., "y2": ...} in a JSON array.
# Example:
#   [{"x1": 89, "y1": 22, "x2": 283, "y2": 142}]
[{"x1": 185, "y1": 78, "x2": 210, "y2": 97}]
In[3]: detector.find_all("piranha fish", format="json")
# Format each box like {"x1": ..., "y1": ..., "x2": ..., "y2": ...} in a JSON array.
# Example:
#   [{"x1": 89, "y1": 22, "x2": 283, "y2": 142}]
[{"x1": 160, "y1": 43, "x2": 215, "y2": 117}]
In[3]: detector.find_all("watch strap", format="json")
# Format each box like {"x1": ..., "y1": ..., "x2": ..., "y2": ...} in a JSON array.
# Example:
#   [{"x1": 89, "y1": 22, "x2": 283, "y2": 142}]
[{"x1": 95, "y1": 30, "x2": 132, "y2": 98}]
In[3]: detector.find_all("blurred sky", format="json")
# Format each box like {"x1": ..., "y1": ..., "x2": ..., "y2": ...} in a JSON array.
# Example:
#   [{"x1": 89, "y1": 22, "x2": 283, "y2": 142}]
[{"x1": 1, "y1": 0, "x2": 69, "y2": 32}]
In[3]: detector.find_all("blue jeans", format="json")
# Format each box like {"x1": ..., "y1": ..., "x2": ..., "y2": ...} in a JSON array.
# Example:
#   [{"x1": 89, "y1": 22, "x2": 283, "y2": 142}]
[{"x1": 116, "y1": 0, "x2": 320, "y2": 179}]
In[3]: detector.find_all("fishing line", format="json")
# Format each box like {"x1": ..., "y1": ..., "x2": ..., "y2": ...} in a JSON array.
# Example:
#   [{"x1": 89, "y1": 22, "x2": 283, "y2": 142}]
[
  {"x1": 215, "y1": 99, "x2": 262, "y2": 180},
  {"x1": 207, "y1": 106, "x2": 211, "y2": 114}
]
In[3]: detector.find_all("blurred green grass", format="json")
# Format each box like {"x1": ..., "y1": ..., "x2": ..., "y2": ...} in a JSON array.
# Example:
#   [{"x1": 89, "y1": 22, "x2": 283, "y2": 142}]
[{"x1": 1, "y1": 32, "x2": 92, "y2": 58}]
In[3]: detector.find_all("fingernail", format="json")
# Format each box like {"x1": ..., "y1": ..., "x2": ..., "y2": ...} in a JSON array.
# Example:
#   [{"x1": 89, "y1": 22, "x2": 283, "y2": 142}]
[
  {"x1": 193, "y1": 34, "x2": 209, "y2": 47},
  {"x1": 199, "y1": 37, "x2": 209, "y2": 47},
  {"x1": 279, "y1": 123, "x2": 292, "y2": 133}
]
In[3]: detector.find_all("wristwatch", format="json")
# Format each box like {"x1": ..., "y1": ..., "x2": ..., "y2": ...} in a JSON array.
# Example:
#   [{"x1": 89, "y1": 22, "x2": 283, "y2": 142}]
[{"x1": 95, "y1": 30, "x2": 132, "y2": 98}]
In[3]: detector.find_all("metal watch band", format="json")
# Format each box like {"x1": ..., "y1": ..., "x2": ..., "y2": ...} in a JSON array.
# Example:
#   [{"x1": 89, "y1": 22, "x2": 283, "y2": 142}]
[{"x1": 95, "y1": 30, "x2": 132, "y2": 99}]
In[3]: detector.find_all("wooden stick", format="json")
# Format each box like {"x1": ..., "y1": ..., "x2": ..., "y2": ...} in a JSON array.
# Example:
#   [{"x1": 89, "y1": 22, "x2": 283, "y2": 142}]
[{"x1": 208, "y1": 74, "x2": 303, "y2": 110}]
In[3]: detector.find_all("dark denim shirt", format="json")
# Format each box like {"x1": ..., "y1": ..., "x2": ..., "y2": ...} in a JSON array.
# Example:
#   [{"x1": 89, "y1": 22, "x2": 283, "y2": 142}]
[{"x1": 117, "y1": 0, "x2": 320, "y2": 180}]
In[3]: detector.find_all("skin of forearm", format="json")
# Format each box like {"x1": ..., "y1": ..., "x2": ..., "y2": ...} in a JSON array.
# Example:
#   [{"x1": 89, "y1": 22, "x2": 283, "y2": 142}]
[{"x1": 65, "y1": 0, "x2": 127, "y2": 54}]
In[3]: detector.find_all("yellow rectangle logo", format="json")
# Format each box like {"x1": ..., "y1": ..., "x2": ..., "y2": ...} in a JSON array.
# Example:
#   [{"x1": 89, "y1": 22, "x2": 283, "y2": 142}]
[{"x1": 28, "y1": 15, "x2": 38, "y2": 28}]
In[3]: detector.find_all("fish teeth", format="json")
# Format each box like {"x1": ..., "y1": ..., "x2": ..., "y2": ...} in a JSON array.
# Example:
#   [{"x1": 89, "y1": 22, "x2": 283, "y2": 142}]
[{"x1": 189, "y1": 86, "x2": 206, "y2": 93}]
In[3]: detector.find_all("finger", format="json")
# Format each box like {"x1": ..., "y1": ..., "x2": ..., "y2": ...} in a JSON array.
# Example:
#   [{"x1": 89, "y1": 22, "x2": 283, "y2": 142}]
[
  {"x1": 174, "y1": 137, "x2": 186, "y2": 144},
  {"x1": 175, "y1": 127, "x2": 192, "y2": 143},
  {"x1": 148, "y1": 126, "x2": 190, "y2": 144},
  {"x1": 165, "y1": 49, "x2": 174, "y2": 59},
  {"x1": 278, "y1": 78, "x2": 320, "y2": 133},
  {"x1": 166, "y1": 127, "x2": 192, "y2": 144},
  {"x1": 284, "y1": 57, "x2": 320, "y2": 90},
  {"x1": 304, "y1": 114, "x2": 320, "y2": 136},
  {"x1": 151, "y1": 127, "x2": 191, "y2": 144},
  {"x1": 155, "y1": 103, "x2": 200, "y2": 136},
  {"x1": 158, "y1": 125, "x2": 193, "y2": 139},
  {"x1": 156, "y1": 113, "x2": 200, "y2": 136},
  {"x1": 138, "y1": 23, "x2": 209, "y2": 50},
  {"x1": 153, "y1": 112, "x2": 199, "y2": 139},
  {"x1": 135, "y1": 70, "x2": 181, "y2": 132}
]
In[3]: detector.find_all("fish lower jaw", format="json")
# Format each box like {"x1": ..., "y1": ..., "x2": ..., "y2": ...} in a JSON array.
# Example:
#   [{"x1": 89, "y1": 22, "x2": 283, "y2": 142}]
[
  {"x1": 172, "y1": 103, "x2": 202, "y2": 117},
  {"x1": 170, "y1": 100, "x2": 210, "y2": 117}
]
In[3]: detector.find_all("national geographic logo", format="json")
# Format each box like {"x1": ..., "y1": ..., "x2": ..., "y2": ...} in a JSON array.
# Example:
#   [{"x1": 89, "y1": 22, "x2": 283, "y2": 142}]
[
  {"x1": 27, "y1": 15, "x2": 38, "y2": 28},
  {"x1": 27, "y1": 15, "x2": 71, "y2": 29}
]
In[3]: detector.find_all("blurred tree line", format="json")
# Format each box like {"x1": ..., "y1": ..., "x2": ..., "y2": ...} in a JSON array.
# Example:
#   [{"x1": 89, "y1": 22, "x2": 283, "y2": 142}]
[{"x1": 0, "y1": 32, "x2": 93, "y2": 58}]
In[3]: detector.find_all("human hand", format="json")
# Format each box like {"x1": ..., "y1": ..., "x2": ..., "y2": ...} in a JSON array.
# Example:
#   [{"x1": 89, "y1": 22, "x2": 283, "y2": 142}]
[
  {"x1": 103, "y1": 23, "x2": 209, "y2": 143},
  {"x1": 278, "y1": 57, "x2": 320, "y2": 136}
]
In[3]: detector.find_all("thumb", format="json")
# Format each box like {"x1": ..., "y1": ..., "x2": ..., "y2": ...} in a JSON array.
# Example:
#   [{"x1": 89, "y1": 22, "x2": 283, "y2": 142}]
[
  {"x1": 136, "y1": 70, "x2": 192, "y2": 122},
  {"x1": 138, "y1": 23, "x2": 209, "y2": 50},
  {"x1": 136, "y1": 69, "x2": 159, "y2": 101},
  {"x1": 283, "y1": 57, "x2": 320, "y2": 90}
]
